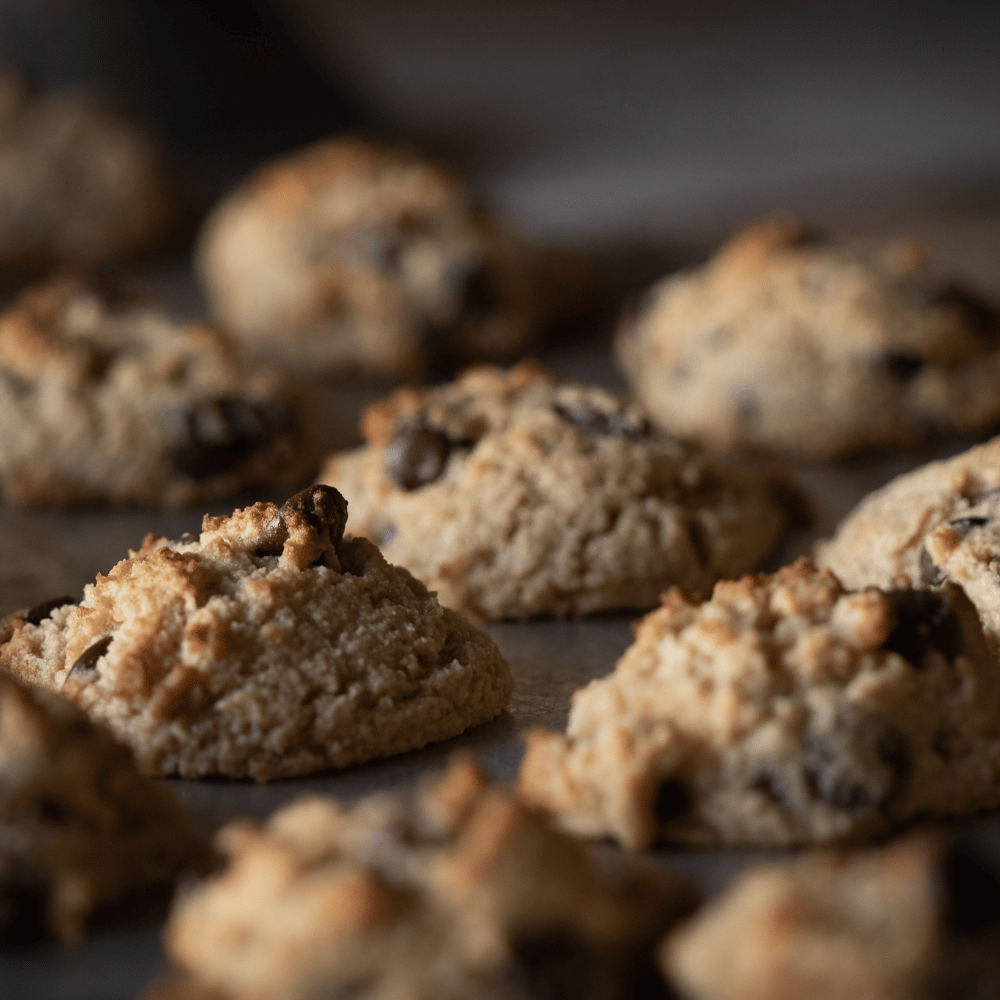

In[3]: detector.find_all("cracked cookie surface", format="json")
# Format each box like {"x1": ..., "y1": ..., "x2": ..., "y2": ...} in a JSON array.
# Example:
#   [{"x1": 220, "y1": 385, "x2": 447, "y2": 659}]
[
  {"x1": 0, "y1": 487, "x2": 512, "y2": 779},
  {"x1": 519, "y1": 559, "x2": 1000, "y2": 848},
  {"x1": 0, "y1": 674, "x2": 204, "y2": 942},
  {"x1": 0, "y1": 277, "x2": 314, "y2": 508},
  {"x1": 151, "y1": 756, "x2": 694, "y2": 1000},
  {"x1": 196, "y1": 136, "x2": 568, "y2": 380},
  {"x1": 320, "y1": 362, "x2": 787, "y2": 620},
  {"x1": 616, "y1": 219, "x2": 1000, "y2": 458}
]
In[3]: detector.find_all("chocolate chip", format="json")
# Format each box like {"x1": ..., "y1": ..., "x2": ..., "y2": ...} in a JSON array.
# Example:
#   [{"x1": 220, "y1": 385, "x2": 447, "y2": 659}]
[
  {"x1": 879, "y1": 352, "x2": 924, "y2": 381},
  {"x1": 947, "y1": 516, "x2": 989, "y2": 532},
  {"x1": 170, "y1": 398, "x2": 296, "y2": 480},
  {"x1": 178, "y1": 532, "x2": 201, "y2": 544},
  {"x1": 25, "y1": 596, "x2": 76, "y2": 626},
  {"x1": 255, "y1": 485, "x2": 350, "y2": 558},
  {"x1": 652, "y1": 778, "x2": 692, "y2": 821},
  {"x1": 686, "y1": 518, "x2": 711, "y2": 567},
  {"x1": 455, "y1": 264, "x2": 500, "y2": 321},
  {"x1": 554, "y1": 399, "x2": 651, "y2": 438},
  {"x1": 919, "y1": 547, "x2": 946, "y2": 586},
  {"x1": 803, "y1": 717, "x2": 909, "y2": 813},
  {"x1": 881, "y1": 589, "x2": 963, "y2": 664},
  {"x1": 930, "y1": 284, "x2": 1000, "y2": 342},
  {"x1": 385, "y1": 421, "x2": 452, "y2": 490},
  {"x1": 508, "y1": 930, "x2": 595, "y2": 1000},
  {"x1": 68, "y1": 635, "x2": 112, "y2": 678}
]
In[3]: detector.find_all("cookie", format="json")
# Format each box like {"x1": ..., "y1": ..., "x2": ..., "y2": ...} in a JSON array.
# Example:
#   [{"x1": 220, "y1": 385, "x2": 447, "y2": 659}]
[
  {"x1": 0, "y1": 277, "x2": 315, "y2": 508},
  {"x1": 818, "y1": 436, "x2": 1000, "y2": 643},
  {"x1": 518, "y1": 558, "x2": 1000, "y2": 848},
  {"x1": 0, "y1": 486, "x2": 512, "y2": 780},
  {"x1": 661, "y1": 836, "x2": 1000, "y2": 1000},
  {"x1": 0, "y1": 71, "x2": 177, "y2": 273},
  {"x1": 0, "y1": 674, "x2": 204, "y2": 942},
  {"x1": 616, "y1": 219, "x2": 1000, "y2": 458},
  {"x1": 319, "y1": 362, "x2": 787, "y2": 620},
  {"x1": 195, "y1": 136, "x2": 575, "y2": 379},
  {"x1": 152, "y1": 755, "x2": 694, "y2": 1000}
]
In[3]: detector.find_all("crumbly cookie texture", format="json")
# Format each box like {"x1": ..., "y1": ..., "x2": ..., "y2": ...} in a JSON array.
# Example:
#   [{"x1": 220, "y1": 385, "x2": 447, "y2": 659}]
[
  {"x1": 662, "y1": 835, "x2": 1000, "y2": 1000},
  {"x1": 196, "y1": 136, "x2": 580, "y2": 379},
  {"x1": 0, "y1": 71, "x2": 177, "y2": 272},
  {"x1": 152, "y1": 755, "x2": 695, "y2": 1000},
  {"x1": 616, "y1": 219, "x2": 1000, "y2": 458},
  {"x1": 0, "y1": 277, "x2": 315, "y2": 508},
  {"x1": 818, "y1": 436, "x2": 1000, "y2": 644},
  {"x1": 0, "y1": 674, "x2": 205, "y2": 942},
  {"x1": 319, "y1": 362, "x2": 787, "y2": 621},
  {"x1": 0, "y1": 487, "x2": 512, "y2": 780},
  {"x1": 518, "y1": 559, "x2": 1000, "y2": 848}
]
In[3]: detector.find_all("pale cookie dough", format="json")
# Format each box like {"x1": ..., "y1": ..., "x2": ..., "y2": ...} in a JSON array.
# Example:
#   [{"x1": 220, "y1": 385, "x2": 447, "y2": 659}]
[
  {"x1": 0, "y1": 486, "x2": 512, "y2": 780},
  {"x1": 196, "y1": 136, "x2": 581, "y2": 379},
  {"x1": 0, "y1": 277, "x2": 315, "y2": 508},
  {"x1": 818, "y1": 436, "x2": 1000, "y2": 645},
  {"x1": 0, "y1": 70, "x2": 177, "y2": 273},
  {"x1": 519, "y1": 559, "x2": 1000, "y2": 848},
  {"x1": 151, "y1": 755, "x2": 695, "y2": 1000},
  {"x1": 616, "y1": 219, "x2": 1000, "y2": 458},
  {"x1": 662, "y1": 836, "x2": 1000, "y2": 1000},
  {"x1": 319, "y1": 362, "x2": 787, "y2": 621},
  {"x1": 0, "y1": 674, "x2": 204, "y2": 943}
]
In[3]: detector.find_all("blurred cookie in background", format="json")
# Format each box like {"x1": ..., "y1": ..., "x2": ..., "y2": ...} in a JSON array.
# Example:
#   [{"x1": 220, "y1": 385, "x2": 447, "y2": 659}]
[
  {"x1": 197, "y1": 136, "x2": 595, "y2": 381},
  {"x1": 0, "y1": 70, "x2": 181, "y2": 281},
  {"x1": 0, "y1": 674, "x2": 205, "y2": 944},
  {"x1": 0, "y1": 277, "x2": 315, "y2": 508},
  {"x1": 617, "y1": 219, "x2": 1000, "y2": 460}
]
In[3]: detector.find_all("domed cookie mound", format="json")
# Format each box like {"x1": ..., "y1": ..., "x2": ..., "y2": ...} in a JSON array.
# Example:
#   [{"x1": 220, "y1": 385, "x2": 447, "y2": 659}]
[
  {"x1": 818, "y1": 436, "x2": 1000, "y2": 647},
  {"x1": 0, "y1": 277, "x2": 314, "y2": 508},
  {"x1": 519, "y1": 559, "x2": 1000, "y2": 848},
  {"x1": 196, "y1": 136, "x2": 572, "y2": 379},
  {"x1": 320, "y1": 362, "x2": 787, "y2": 621},
  {"x1": 0, "y1": 487, "x2": 512, "y2": 779},
  {"x1": 0, "y1": 71, "x2": 178, "y2": 272},
  {"x1": 153, "y1": 756, "x2": 694, "y2": 1000},
  {"x1": 616, "y1": 219, "x2": 1000, "y2": 459},
  {"x1": 662, "y1": 836, "x2": 1000, "y2": 1000},
  {"x1": 0, "y1": 674, "x2": 204, "y2": 942}
]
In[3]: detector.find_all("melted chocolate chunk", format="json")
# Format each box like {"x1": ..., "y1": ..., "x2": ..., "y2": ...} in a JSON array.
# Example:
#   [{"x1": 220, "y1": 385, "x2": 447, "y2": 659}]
[
  {"x1": 686, "y1": 518, "x2": 712, "y2": 568},
  {"x1": 170, "y1": 398, "x2": 296, "y2": 480},
  {"x1": 881, "y1": 589, "x2": 963, "y2": 664},
  {"x1": 255, "y1": 485, "x2": 349, "y2": 558},
  {"x1": 68, "y1": 635, "x2": 112, "y2": 678},
  {"x1": 384, "y1": 421, "x2": 452, "y2": 490},
  {"x1": 24, "y1": 596, "x2": 76, "y2": 626},
  {"x1": 919, "y1": 547, "x2": 946, "y2": 586},
  {"x1": 652, "y1": 778, "x2": 692, "y2": 821},
  {"x1": 508, "y1": 930, "x2": 596, "y2": 1000},
  {"x1": 554, "y1": 399, "x2": 651, "y2": 438},
  {"x1": 178, "y1": 531, "x2": 201, "y2": 545},
  {"x1": 941, "y1": 844, "x2": 1000, "y2": 935},
  {"x1": 880, "y1": 352, "x2": 924, "y2": 381},
  {"x1": 930, "y1": 284, "x2": 1000, "y2": 342}
]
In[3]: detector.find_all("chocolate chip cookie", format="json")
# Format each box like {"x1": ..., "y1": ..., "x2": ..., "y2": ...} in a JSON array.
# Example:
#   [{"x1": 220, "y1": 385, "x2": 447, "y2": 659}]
[
  {"x1": 662, "y1": 835, "x2": 1000, "y2": 1000},
  {"x1": 0, "y1": 277, "x2": 314, "y2": 508},
  {"x1": 319, "y1": 362, "x2": 787, "y2": 620},
  {"x1": 519, "y1": 559, "x2": 1000, "y2": 848},
  {"x1": 196, "y1": 136, "x2": 575, "y2": 379},
  {"x1": 152, "y1": 755, "x2": 694, "y2": 1000},
  {"x1": 0, "y1": 487, "x2": 513, "y2": 780},
  {"x1": 0, "y1": 70, "x2": 177, "y2": 274},
  {"x1": 616, "y1": 219, "x2": 1000, "y2": 458},
  {"x1": 818, "y1": 436, "x2": 1000, "y2": 649},
  {"x1": 0, "y1": 674, "x2": 204, "y2": 942}
]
